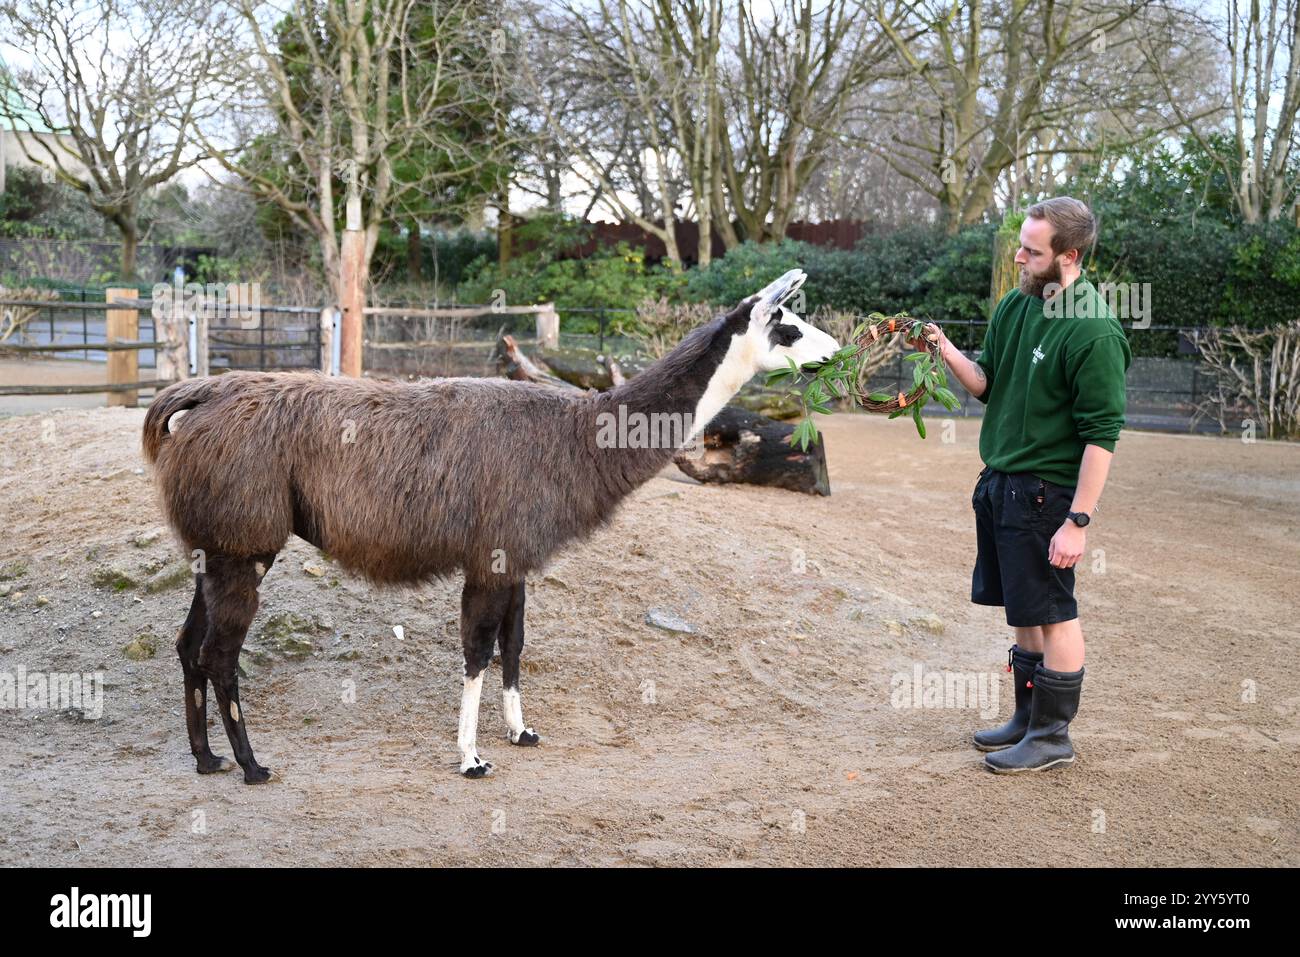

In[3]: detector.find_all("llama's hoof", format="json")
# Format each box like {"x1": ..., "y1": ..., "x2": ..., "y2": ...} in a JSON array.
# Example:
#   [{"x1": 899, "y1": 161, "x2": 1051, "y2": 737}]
[
  {"x1": 510, "y1": 729, "x2": 540, "y2": 746},
  {"x1": 243, "y1": 763, "x2": 275, "y2": 784},
  {"x1": 195, "y1": 754, "x2": 234, "y2": 774},
  {"x1": 461, "y1": 756, "x2": 493, "y2": 778}
]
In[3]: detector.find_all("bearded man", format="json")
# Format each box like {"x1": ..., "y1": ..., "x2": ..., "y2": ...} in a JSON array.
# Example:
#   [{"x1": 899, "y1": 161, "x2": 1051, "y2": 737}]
[{"x1": 910, "y1": 197, "x2": 1131, "y2": 772}]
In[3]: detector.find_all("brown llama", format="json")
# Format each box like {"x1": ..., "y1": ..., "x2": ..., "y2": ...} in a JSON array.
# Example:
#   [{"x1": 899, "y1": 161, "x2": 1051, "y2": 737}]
[{"x1": 141, "y1": 270, "x2": 836, "y2": 780}]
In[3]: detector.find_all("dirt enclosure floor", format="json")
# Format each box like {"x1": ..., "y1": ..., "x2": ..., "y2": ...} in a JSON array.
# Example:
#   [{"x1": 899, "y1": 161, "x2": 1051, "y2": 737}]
[{"x1": 0, "y1": 405, "x2": 1297, "y2": 867}]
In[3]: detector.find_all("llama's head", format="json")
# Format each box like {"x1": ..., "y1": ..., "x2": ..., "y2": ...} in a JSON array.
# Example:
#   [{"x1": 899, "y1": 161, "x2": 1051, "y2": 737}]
[{"x1": 742, "y1": 269, "x2": 840, "y2": 372}]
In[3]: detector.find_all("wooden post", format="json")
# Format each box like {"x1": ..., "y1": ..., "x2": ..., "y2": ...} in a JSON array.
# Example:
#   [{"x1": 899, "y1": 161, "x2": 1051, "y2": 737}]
[
  {"x1": 339, "y1": 229, "x2": 365, "y2": 377},
  {"x1": 106, "y1": 287, "x2": 138, "y2": 407},
  {"x1": 536, "y1": 302, "x2": 559, "y2": 350},
  {"x1": 156, "y1": 284, "x2": 189, "y2": 384},
  {"x1": 319, "y1": 306, "x2": 336, "y2": 374}
]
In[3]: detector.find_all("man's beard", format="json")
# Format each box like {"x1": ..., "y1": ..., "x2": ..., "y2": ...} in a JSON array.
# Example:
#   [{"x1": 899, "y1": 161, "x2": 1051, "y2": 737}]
[{"x1": 1019, "y1": 258, "x2": 1062, "y2": 299}]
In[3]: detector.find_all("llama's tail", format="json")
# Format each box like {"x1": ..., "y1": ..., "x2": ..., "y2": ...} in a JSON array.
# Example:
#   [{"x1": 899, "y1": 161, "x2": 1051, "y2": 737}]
[{"x1": 142, "y1": 377, "x2": 220, "y2": 464}]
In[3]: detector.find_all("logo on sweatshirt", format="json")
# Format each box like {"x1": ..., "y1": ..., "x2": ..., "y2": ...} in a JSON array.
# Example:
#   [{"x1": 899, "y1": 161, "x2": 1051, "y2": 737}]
[{"x1": 1032, "y1": 344, "x2": 1045, "y2": 364}]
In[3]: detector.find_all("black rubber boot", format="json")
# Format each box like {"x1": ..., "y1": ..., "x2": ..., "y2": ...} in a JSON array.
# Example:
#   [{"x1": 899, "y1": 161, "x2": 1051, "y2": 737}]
[
  {"x1": 984, "y1": 664, "x2": 1084, "y2": 773},
  {"x1": 972, "y1": 644, "x2": 1043, "y2": 752}
]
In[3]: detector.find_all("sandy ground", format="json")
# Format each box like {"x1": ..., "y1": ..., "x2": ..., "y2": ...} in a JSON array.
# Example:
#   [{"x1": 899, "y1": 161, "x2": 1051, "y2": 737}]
[{"x1": 0, "y1": 404, "x2": 1297, "y2": 867}]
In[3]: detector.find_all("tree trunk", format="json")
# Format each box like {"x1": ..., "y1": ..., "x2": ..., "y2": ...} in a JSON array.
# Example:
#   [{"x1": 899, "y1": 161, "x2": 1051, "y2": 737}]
[
  {"x1": 120, "y1": 225, "x2": 139, "y2": 281},
  {"x1": 498, "y1": 204, "x2": 513, "y2": 267},
  {"x1": 406, "y1": 220, "x2": 422, "y2": 281}
]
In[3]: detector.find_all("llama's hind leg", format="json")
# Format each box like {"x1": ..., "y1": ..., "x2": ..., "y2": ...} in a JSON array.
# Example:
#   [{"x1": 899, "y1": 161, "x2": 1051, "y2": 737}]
[
  {"x1": 458, "y1": 581, "x2": 513, "y2": 778},
  {"x1": 498, "y1": 582, "x2": 539, "y2": 747},
  {"x1": 177, "y1": 579, "x2": 233, "y2": 774},
  {"x1": 199, "y1": 554, "x2": 276, "y2": 784}
]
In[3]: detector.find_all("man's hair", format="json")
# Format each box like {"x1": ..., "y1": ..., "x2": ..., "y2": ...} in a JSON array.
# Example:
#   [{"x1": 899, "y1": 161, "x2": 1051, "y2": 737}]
[{"x1": 1026, "y1": 196, "x2": 1097, "y2": 259}]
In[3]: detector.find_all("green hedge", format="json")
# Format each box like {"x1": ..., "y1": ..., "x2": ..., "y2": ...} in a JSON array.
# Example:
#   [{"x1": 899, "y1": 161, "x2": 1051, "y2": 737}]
[
  {"x1": 683, "y1": 218, "x2": 1300, "y2": 357},
  {"x1": 680, "y1": 227, "x2": 997, "y2": 350}
]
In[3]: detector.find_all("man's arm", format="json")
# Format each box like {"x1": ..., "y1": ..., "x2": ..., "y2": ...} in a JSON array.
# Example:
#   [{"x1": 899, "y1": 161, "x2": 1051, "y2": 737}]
[
  {"x1": 1050, "y1": 333, "x2": 1131, "y2": 568},
  {"x1": 1048, "y1": 444, "x2": 1112, "y2": 569},
  {"x1": 1070, "y1": 443, "x2": 1112, "y2": 517}
]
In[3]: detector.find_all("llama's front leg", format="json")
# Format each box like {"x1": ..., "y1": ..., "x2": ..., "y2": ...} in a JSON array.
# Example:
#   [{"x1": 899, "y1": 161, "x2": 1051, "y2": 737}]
[
  {"x1": 499, "y1": 582, "x2": 539, "y2": 746},
  {"x1": 458, "y1": 582, "x2": 512, "y2": 778}
]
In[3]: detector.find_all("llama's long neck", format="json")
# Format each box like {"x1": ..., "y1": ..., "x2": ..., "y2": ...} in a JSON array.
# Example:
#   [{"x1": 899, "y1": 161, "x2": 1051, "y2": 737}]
[{"x1": 584, "y1": 309, "x2": 754, "y2": 493}]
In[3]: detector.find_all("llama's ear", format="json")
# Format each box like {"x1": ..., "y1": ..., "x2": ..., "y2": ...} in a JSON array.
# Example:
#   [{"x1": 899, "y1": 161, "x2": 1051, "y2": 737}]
[{"x1": 749, "y1": 269, "x2": 807, "y2": 324}]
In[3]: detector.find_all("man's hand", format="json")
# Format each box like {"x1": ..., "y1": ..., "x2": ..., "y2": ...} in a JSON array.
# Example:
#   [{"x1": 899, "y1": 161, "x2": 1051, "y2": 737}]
[
  {"x1": 1048, "y1": 521, "x2": 1086, "y2": 569},
  {"x1": 905, "y1": 321, "x2": 987, "y2": 399},
  {"x1": 905, "y1": 322, "x2": 946, "y2": 354}
]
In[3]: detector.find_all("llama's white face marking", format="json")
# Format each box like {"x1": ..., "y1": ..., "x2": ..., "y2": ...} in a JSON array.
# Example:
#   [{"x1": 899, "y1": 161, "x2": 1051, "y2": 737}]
[
  {"x1": 688, "y1": 302, "x2": 840, "y2": 440},
  {"x1": 754, "y1": 305, "x2": 840, "y2": 372},
  {"x1": 689, "y1": 332, "x2": 756, "y2": 440},
  {"x1": 230, "y1": 701, "x2": 240, "y2": 722}
]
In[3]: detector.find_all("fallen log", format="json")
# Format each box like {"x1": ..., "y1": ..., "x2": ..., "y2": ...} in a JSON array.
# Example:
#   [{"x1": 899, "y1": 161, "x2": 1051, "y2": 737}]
[
  {"x1": 674, "y1": 405, "x2": 830, "y2": 496},
  {"x1": 536, "y1": 346, "x2": 616, "y2": 389},
  {"x1": 494, "y1": 330, "x2": 830, "y2": 495},
  {"x1": 538, "y1": 343, "x2": 798, "y2": 417}
]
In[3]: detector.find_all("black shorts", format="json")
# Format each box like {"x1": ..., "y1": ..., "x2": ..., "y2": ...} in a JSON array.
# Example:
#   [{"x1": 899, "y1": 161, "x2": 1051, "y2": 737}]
[{"x1": 971, "y1": 467, "x2": 1078, "y2": 627}]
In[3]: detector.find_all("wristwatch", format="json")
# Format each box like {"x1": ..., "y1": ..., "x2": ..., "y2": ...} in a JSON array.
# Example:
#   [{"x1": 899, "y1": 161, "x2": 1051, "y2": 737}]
[{"x1": 1067, "y1": 511, "x2": 1091, "y2": 528}]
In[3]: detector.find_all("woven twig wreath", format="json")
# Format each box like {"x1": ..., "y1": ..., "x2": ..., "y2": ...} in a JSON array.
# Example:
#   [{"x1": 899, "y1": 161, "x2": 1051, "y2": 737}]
[{"x1": 850, "y1": 313, "x2": 942, "y2": 412}]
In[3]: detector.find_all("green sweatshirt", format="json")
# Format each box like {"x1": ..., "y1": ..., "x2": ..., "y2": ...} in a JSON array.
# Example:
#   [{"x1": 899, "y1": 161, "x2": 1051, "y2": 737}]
[{"x1": 974, "y1": 276, "x2": 1131, "y2": 487}]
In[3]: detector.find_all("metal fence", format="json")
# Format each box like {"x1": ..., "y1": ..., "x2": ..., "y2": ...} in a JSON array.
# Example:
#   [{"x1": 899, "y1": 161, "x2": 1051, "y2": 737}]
[
  {"x1": 207, "y1": 305, "x2": 322, "y2": 372},
  {"x1": 2, "y1": 295, "x2": 160, "y2": 367},
  {"x1": 0, "y1": 293, "x2": 321, "y2": 411},
  {"x1": 0, "y1": 290, "x2": 1237, "y2": 433}
]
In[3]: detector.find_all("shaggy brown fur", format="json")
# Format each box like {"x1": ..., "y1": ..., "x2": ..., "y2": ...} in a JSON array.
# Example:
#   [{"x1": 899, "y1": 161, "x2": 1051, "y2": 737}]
[{"x1": 142, "y1": 302, "x2": 750, "y2": 588}]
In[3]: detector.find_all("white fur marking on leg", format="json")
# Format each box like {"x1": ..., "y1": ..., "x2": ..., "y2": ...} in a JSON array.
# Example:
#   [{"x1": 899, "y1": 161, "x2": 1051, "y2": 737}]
[
  {"x1": 194, "y1": 688, "x2": 202, "y2": 709},
  {"x1": 230, "y1": 701, "x2": 240, "y2": 722},
  {"x1": 502, "y1": 686, "x2": 538, "y2": 744},
  {"x1": 458, "y1": 672, "x2": 487, "y2": 773}
]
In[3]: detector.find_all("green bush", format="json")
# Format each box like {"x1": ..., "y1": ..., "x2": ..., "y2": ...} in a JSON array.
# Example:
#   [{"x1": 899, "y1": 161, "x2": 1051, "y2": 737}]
[
  {"x1": 456, "y1": 214, "x2": 680, "y2": 326},
  {"x1": 680, "y1": 227, "x2": 992, "y2": 346},
  {"x1": 427, "y1": 229, "x2": 497, "y2": 288}
]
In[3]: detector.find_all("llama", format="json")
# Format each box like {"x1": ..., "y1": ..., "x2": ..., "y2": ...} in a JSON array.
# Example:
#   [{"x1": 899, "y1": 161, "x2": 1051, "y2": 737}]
[{"x1": 141, "y1": 270, "x2": 837, "y2": 781}]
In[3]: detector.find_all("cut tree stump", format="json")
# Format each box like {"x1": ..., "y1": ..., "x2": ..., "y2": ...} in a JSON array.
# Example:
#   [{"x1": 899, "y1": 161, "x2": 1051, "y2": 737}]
[
  {"x1": 674, "y1": 406, "x2": 830, "y2": 496},
  {"x1": 494, "y1": 330, "x2": 831, "y2": 495}
]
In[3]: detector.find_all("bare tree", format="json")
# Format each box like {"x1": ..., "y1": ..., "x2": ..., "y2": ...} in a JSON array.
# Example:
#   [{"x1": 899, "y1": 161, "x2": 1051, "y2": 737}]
[
  {"x1": 0, "y1": 0, "x2": 235, "y2": 279},
  {"x1": 710, "y1": 0, "x2": 895, "y2": 244},
  {"x1": 868, "y1": 0, "x2": 1219, "y2": 233},
  {"x1": 1141, "y1": 0, "x2": 1300, "y2": 222},
  {"x1": 519, "y1": 0, "x2": 697, "y2": 267},
  {"x1": 792, "y1": 98, "x2": 942, "y2": 226},
  {"x1": 193, "y1": 0, "x2": 513, "y2": 375},
  {"x1": 520, "y1": 0, "x2": 892, "y2": 260}
]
